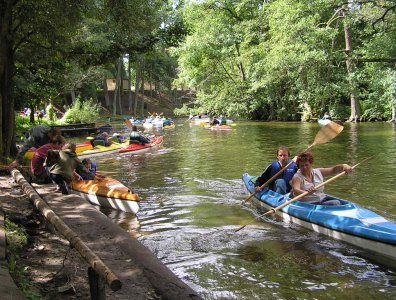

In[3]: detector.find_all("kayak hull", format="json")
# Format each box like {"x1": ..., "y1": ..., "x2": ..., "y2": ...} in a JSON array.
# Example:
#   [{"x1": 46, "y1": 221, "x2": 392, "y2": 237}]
[
  {"x1": 118, "y1": 136, "x2": 163, "y2": 154},
  {"x1": 242, "y1": 173, "x2": 396, "y2": 261},
  {"x1": 204, "y1": 125, "x2": 232, "y2": 131},
  {"x1": 24, "y1": 141, "x2": 93, "y2": 160},
  {"x1": 78, "y1": 141, "x2": 129, "y2": 159},
  {"x1": 71, "y1": 176, "x2": 140, "y2": 214}
]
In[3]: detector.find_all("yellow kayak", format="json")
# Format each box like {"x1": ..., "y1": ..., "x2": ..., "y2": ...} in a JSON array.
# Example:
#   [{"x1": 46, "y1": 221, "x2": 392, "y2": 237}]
[
  {"x1": 71, "y1": 176, "x2": 140, "y2": 214},
  {"x1": 24, "y1": 141, "x2": 93, "y2": 160},
  {"x1": 78, "y1": 141, "x2": 129, "y2": 159}
]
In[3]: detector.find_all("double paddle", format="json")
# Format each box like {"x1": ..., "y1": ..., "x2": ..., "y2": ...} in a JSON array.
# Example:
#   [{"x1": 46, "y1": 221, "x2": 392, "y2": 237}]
[
  {"x1": 235, "y1": 155, "x2": 374, "y2": 232},
  {"x1": 243, "y1": 121, "x2": 344, "y2": 204}
]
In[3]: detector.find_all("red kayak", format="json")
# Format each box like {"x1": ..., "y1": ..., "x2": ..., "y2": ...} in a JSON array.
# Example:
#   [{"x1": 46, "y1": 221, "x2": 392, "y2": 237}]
[{"x1": 118, "y1": 136, "x2": 163, "y2": 155}]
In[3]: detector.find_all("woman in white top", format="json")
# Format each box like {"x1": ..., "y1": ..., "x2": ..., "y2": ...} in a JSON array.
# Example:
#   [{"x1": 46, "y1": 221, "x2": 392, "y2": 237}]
[{"x1": 291, "y1": 152, "x2": 353, "y2": 205}]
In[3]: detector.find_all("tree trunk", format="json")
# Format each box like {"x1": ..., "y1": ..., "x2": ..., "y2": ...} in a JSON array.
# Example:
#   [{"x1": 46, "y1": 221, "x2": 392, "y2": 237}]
[
  {"x1": 0, "y1": 0, "x2": 17, "y2": 158},
  {"x1": 118, "y1": 59, "x2": 123, "y2": 115},
  {"x1": 128, "y1": 55, "x2": 133, "y2": 112},
  {"x1": 235, "y1": 43, "x2": 246, "y2": 82},
  {"x1": 133, "y1": 58, "x2": 140, "y2": 116},
  {"x1": 140, "y1": 58, "x2": 145, "y2": 117},
  {"x1": 113, "y1": 57, "x2": 122, "y2": 116},
  {"x1": 103, "y1": 78, "x2": 110, "y2": 107},
  {"x1": 342, "y1": 6, "x2": 360, "y2": 122},
  {"x1": 70, "y1": 89, "x2": 76, "y2": 103}
]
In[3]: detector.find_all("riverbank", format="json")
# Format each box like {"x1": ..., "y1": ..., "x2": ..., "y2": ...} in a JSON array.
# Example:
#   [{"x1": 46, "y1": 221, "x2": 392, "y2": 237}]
[
  {"x1": 0, "y1": 171, "x2": 201, "y2": 299},
  {"x1": 0, "y1": 174, "x2": 97, "y2": 299}
]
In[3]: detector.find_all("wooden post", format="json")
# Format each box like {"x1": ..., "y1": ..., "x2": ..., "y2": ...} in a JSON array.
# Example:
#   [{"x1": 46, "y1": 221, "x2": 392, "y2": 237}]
[{"x1": 88, "y1": 267, "x2": 106, "y2": 300}]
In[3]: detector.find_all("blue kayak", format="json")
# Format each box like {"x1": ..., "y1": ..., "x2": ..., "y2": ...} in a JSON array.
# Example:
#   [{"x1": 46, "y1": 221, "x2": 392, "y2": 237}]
[{"x1": 242, "y1": 173, "x2": 396, "y2": 262}]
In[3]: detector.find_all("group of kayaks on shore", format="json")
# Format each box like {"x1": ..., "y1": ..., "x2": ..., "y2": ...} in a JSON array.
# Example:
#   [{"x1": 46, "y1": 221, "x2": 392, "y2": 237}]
[{"x1": 7, "y1": 122, "x2": 164, "y2": 215}]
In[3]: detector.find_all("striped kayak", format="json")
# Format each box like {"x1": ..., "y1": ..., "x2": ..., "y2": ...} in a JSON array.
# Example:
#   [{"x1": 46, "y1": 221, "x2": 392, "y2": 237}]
[
  {"x1": 71, "y1": 176, "x2": 140, "y2": 214},
  {"x1": 118, "y1": 136, "x2": 163, "y2": 155},
  {"x1": 24, "y1": 141, "x2": 93, "y2": 160},
  {"x1": 78, "y1": 140, "x2": 129, "y2": 159},
  {"x1": 242, "y1": 173, "x2": 396, "y2": 262}
]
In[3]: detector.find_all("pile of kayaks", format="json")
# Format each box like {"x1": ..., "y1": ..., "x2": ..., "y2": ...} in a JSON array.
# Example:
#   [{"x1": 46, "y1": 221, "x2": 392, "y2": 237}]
[
  {"x1": 24, "y1": 136, "x2": 163, "y2": 160},
  {"x1": 24, "y1": 140, "x2": 94, "y2": 160},
  {"x1": 242, "y1": 173, "x2": 396, "y2": 263},
  {"x1": 71, "y1": 175, "x2": 140, "y2": 214}
]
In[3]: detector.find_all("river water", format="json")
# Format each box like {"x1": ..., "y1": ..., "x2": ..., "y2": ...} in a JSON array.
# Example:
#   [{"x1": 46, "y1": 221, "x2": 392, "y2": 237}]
[{"x1": 94, "y1": 121, "x2": 396, "y2": 299}]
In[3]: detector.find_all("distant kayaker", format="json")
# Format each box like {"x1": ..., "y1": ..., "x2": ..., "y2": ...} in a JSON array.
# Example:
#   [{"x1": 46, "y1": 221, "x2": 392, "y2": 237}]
[
  {"x1": 91, "y1": 131, "x2": 112, "y2": 147},
  {"x1": 210, "y1": 117, "x2": 220, "y2": 126},
  {"x1": 291, "y1": 152, "x2": 352, "y2": 205},
  {"x1": 323, "y1": 112, "x2": 331, "y2": 120},
  {"x1": 30, "y1": 135, "x2": 66, "y2": 184},
  {"x1": 129, "y1": 125, "x2": 150, "y2": 145},
  {"x1": 8, "y1": 125, "x2": 61, "y2": 170},
  {"x1": 254, "y1": 146, "x2": 298, "y2": 194},
  {"x1": 219, "y1": 116, "x2": 227, "y2": 125},
  {"x1": 163, "y1": 118, "x2": 173, "y2": 126}
]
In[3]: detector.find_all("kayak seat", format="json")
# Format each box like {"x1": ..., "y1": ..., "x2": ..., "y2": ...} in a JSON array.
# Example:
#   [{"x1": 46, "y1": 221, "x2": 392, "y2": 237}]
[{"x1": 93, "y1": 140, "x2": 105, "y2": 147}]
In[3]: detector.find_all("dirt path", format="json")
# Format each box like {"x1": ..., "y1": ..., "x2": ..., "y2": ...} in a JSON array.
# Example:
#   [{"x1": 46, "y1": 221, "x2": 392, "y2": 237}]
[{"x1": 0, "y1": 173, "x2": 201, "y2": 299}]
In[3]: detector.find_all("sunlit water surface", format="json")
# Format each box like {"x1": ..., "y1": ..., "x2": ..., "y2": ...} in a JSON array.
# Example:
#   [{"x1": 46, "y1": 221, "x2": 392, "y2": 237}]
[{"x1": 93, "y1": 121, "x2": 396, "y2": 299}]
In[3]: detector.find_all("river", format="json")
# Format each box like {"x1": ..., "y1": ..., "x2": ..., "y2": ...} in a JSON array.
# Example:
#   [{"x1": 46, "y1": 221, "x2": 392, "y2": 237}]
[{"x1": 93, "y1": 120, "x2": 396, "y2": 299}]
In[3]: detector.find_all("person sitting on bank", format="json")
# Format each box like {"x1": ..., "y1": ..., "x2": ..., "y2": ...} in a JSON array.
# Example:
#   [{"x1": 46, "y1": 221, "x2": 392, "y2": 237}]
[
  {"x1": 254, "y1": 146, "x2": 298, "y2": 195},
  {"x1": 129, "y1": 125, "x2": 150, "y2": 145},
  {"x1": 46, "y1": 143, "x2": 93, "y2": 194},
  {"x1": 91, "y1": 131, "x2": 112, "y2": 147},
  {"x1": 8, "y1": 125, "x2": 61, "y2": 170},
  {"x1": 30, "y1": 135, "x2": 66, "y2": 184},
  {"x1": 290, "y1": 152, "x2": 352, "y2": 205}
]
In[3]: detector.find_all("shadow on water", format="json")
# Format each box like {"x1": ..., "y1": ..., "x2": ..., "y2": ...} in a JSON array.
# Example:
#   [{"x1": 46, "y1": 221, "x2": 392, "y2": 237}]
[{"x1": 95, "y1": 120, "x2": 396, "y2": 299}]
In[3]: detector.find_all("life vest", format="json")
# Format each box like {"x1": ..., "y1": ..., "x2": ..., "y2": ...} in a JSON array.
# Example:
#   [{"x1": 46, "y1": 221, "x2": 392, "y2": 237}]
[{"x1": 269, "y1": 160, "x2": 296, "y2": 190}]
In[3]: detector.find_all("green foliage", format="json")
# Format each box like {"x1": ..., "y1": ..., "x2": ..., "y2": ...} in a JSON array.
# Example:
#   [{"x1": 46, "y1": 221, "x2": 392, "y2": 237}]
[
  {"x1": 173, "y1": 0, "x2": 396, "y2": 120},
  {"x1": 46, "y1": 104, "x2": 56, "y2": 122},
  {"x1": 59, "y1": 98, "x2": 101, "y2": 124},
  {"x1": 5, "y1": 218, "x2": 28, "y2": 254},
  {"x1": 5, "y1": 219, "x2": 44, "y2": 299}
]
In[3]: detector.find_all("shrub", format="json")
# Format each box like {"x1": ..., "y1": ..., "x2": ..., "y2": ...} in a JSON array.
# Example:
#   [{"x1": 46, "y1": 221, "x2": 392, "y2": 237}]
[{"x1": 59, "y1": 98, "x2": 100, "y2": 124}]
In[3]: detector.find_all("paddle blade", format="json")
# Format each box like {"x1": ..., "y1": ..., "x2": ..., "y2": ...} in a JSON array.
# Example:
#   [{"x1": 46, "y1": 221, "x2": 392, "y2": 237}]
[{"x1": 312, "y1": 121, "x2": 343, "y2": 147}]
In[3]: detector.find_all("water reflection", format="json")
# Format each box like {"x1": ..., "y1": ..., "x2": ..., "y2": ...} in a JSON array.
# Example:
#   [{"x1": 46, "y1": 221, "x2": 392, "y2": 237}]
[{"x1": 98, "y1": 120, "x2": 396, "y2": 299}]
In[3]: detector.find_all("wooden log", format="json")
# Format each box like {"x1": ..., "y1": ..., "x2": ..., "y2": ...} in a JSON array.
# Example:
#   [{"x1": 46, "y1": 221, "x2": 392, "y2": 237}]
[{"x1": 11, "y1": 169, "x2": 122, "y2": 292}]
